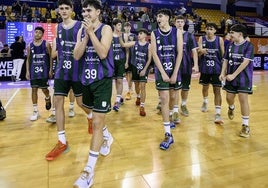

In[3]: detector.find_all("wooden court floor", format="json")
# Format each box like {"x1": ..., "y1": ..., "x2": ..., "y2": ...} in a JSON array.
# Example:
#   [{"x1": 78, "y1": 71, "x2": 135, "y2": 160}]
[{"x1": 0, "y1": 71, "x2": 268, "y2": 188}]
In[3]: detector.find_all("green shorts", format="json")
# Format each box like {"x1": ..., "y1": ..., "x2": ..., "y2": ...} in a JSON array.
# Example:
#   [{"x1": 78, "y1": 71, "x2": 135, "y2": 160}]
[
  {"x1": 132, "y1": 66, "x2": 148, "y2": 83},
  {"x1": 82, "y1": 78, "x2": 112, "y2": 113},
  {"x1": 30, "y1": 79, "x2": 49, "y2": 89},
  {"x1": 54, "y1": 79, "x2": 83, "y2": 97},
  {"x1": 223, "y1": 84, "x2": 253, "y2": 94},
  {"x1": 113, "y1": 59, "x2": 126, "y2": 79},
  {"x1": 155, "y1": 79, "x2": 182, "y2": 90}
]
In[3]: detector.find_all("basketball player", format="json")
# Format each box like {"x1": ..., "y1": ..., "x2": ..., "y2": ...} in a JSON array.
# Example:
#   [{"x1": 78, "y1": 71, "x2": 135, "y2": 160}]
[
  {"x1": 45, "y1": 0, "x2": 91, "y2": 161},
  {"x1": 25, "y1": 26, "x2": 52, "y2": 121},
  {"x1": 151, "y1": 9, "x2": 183, "y2": 150},
  {"x1": 174, "y1": 15, "x2": 199, "y2": 119},
  {"x1": 112, "y1": 18, "x2": 125, "y2": 112},
  {"x1": 219, "y1": 24, "x2": 254, "y2": 138},
  {"x1": 198, "y1": 23, "x2": 225, "y2": 124},
  {"x1": 73, "y1": 0, "x2": 114, "y2": 187},
  {"x1": 122, "y1": 22, "x2": 136, "y2": 101},
  {"x1": 119, "y1": 28, "x2": 152, "y2": 116}
]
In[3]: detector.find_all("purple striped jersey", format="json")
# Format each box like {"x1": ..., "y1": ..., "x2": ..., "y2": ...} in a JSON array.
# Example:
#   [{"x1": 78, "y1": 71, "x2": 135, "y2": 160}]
[
  {"x1": 223, "y1": 40, "x2": 254, "y2": 87},
  {"x1": 122, "y1": 33, "x2": 136, "y2": 64},
  {"x1": 112, "y1": 36, "x2": 126, "y2": 61},
  {"x1": 29, "y1": 40, "x2": 50, "y2": 80},
  {"x1": 181, "y1": 31, "x2": 198, "y2": 74},
  {"x1": 54, "y1": 21, "x2": 82, "y2": 81},
  {"x1": 153, "y1": 27, "x2": 180, "y2": 81},
  {"x1": 199, "y1": 36, "x2": 223, "y2": 74},
  {"x1": 130, "y1": 41, "x2": 149, "y2": 71},
  {"x1": 80, "y1": 24, "x2": 114, "y2": 85}
]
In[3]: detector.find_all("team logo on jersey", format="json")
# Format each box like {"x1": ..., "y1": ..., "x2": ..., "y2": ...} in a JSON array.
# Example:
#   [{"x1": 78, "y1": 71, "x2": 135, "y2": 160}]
[
  {"x1": 27, "y1": 24, "x2": 33, "y2": 32},
  {"x1": 158, "y1": 45, "x2": 162, "y2": 50},
  {"x1": 61, "y1": 40, "x2": 65, "y2": 46}
]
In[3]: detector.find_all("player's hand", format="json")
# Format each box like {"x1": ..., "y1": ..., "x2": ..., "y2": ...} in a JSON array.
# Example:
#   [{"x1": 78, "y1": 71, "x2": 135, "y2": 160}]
[
  {"x1": 192, "y1": 65, "x2": 199, "y2": 73},
  {"x1": 226, "y1": 74, "x2": 235, "y2": 81},
  {"x1": 125, "y1": 63, "x2": 129, "y2": 69},
  {"x1": 161, "y1": 73, "x2": 170, "y2": 83},
  {"x1": 140, "y1": 69, "x2": 146, "y2": 77},
  {"x1": 170, "y1": 73, "x2": 177, "y2": 84},
  {"x1": 82, "y1": 18, "x2": 94, "y2": 35}
]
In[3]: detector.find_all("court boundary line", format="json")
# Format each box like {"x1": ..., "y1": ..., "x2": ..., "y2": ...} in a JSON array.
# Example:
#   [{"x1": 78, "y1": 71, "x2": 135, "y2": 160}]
[{"x1": 4, "y1": 88, "x2": 20, "y2": 109}]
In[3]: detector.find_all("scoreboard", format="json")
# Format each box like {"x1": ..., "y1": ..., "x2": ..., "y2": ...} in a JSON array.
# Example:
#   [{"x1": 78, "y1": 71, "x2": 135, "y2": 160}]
[{"x1": 6, "y1": 22, "x2": 57, "y2": 46}]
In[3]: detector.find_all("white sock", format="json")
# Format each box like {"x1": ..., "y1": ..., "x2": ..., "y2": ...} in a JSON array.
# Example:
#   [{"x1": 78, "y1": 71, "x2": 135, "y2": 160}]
[
  {"x1": 69, "y1": 102, "x2": 74, "y2": 109},
  {"x1": 164, "y1": 122, "x2": 171, "y2": 134},
  {"x1": 173, "y1": 105, "x2": 179, "y2": 113},
  {"x1": 181, "y1": 100, "x2": 187, "y2": 106},
  {"x1": 51, "y1": 108, "x2": 56, "y2": 115},
  {"x1": 204, "y1": 97, "x2": 208, "y2": 103},
  {"x1": 86, "y1": 150, "x2": 99, "y2": 171},
  {"x1": 242, "y1": 116, "x2": 249, "y2": 126},
  {"x1": 116, "y1": 95, "x2": 121, "y2": 103},
  {"x1": 140, "y1": 102, "x2": 145, "y2": 107},
  {"x1": 33, "y1": 104, "x2": 38, "y2": 112},
  {"x1": 58, "y1": 130, "x2": 66, "y2": 145},
  {"x1": 215, "y1": 106, "x2": 221, "y2": 114}
]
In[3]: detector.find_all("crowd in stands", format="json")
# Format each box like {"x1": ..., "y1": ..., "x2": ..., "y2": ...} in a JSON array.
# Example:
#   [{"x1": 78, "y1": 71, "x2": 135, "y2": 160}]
[{"x1": 0, "y1": 0, "x2": 264, "y2": 36}]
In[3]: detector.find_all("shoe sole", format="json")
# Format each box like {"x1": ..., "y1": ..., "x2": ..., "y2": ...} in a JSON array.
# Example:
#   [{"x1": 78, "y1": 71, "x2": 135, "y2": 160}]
[
  {"x1": 214, "y1": 120, "x2": 224, "y2": 124},
  {"x1": 239, "y1": 133, "x2": 250, "y2": 138},
  {"x1": 46, "y1": 120, "x2": 56, "y2": 123},
  {"x1": 45, "y1": 146, "x2": 70, "y2": 161},
  {"x1": 180, "y1": 112, "x2": 189, "y2": 117}
]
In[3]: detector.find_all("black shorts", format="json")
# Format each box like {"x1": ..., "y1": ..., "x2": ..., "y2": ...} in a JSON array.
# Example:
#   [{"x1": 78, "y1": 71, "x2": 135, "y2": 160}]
[
  {"x1": 199, "y1": 73, "x2": 221, "y2": 87},
  {"x1": 30, "y1": 79, "x2": 49, "y2": 89},
  {"x1": 54, "y1": 79, "x2": 83, "y2": 97}
]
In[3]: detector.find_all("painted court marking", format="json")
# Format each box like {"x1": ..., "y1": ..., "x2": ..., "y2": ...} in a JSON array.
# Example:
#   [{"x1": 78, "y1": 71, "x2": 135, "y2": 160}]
[{"x1": 4, "y1": 88, "x2": 20, "y2": 109}]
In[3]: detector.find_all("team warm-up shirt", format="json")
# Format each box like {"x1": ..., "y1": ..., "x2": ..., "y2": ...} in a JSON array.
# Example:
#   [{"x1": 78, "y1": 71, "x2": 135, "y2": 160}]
[
  {"x1": 180, "y1": 31, "x2": 198, "y2": 75},
  {"x1": 29, "y1": 40, "x2": 50, "y2": 80},
  {"x1": 223, "y1": 40, "x2": 254, "y2": 87},
  {"x1": 54, "y1": 21, "x2": 82, "y2": 81},
  {"x1": 112, "y1": 36, "x2": 126, "y2": 61},
  {"x1": 153, "y1": 27, "x2": 180, "y2": 81},
  {"x1": 199, "y1": 35, "x2": 222, "y2": 74},
  {"x1": 80, "y1": 24, "x2": 114, "y2": 85},
  {"x1": 130, "y1": 41, "x2": 149, "y2": 71}
]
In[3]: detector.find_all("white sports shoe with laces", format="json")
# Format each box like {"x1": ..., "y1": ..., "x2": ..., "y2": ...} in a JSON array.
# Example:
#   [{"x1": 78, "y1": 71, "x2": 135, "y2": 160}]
[
  {"x1": 30, "y1": 111, "x2": 39, "y2": 121},
  {"x1": 99, "y1": 133, "x2": 113, "y2": 156},
  {"x1": 73, "y1": 166, "x2": 94, "y2": 188}
]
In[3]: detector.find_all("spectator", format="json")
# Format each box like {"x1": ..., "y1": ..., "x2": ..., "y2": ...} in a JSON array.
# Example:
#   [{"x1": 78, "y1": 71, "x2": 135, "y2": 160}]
[
  {"x1": 0, "y1": 44, "x2": 10, "y2": 57},
  {"x1": 50, "y1": 8, "x2": 57, "y2": 23},
  {"x1": 141, "y1": 11, "x2": 150, "y2": 22},
  {"x1": 12, "y1": 0, "x2": 22, "y2": 16},
  {"x1": 10, "y1": 36, "x2": 25, "y2": 82},
  {"x1": 179, "y1": 5, "x2": 187, "y2": 16}
]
